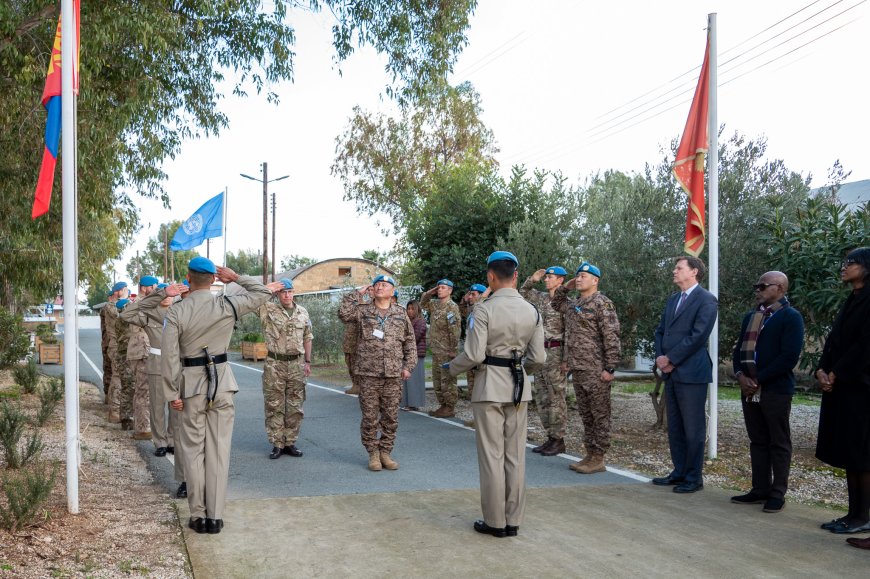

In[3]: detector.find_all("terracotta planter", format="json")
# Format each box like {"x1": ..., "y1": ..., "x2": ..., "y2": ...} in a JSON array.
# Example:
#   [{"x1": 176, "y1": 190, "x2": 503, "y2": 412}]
[
  {"x1": 39, "y1": 342, "x2": 63, "y2": 365},
  {"x1": 241, "y1": 341, "x2": 267, "y2": 361}
]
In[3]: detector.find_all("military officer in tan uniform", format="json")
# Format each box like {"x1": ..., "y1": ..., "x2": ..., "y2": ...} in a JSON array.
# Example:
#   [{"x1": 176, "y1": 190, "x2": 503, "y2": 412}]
[
  {"x1": 422, "y1": 279, "x2": 462, "y2": 417},
  {"x1": 105, "y1": 281, "x2": 128, "y2": 421},
  {"x1": 161, "y1": 257, "x2": 279, "y2": 535},
  {"x1": 551, "y1": 262, "x2": 621, "y2": 475},
  {"x1": 338, "y1": 275, "x2": 417, "y2": 472},
  {"x1": 449, "y1": 251, "x2": 545, "y2": 538},
  {"x1": 520, "y1": 266, "x2": 569, "y2": 457},
  {"x1": 259, "y1": 278, "x2": 313, "y2": 460}
]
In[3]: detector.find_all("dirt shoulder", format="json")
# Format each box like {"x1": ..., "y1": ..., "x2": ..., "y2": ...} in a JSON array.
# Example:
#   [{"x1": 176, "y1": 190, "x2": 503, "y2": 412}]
[{"x1": 0, "y1": 370, "x2": 190, "y2": 579}]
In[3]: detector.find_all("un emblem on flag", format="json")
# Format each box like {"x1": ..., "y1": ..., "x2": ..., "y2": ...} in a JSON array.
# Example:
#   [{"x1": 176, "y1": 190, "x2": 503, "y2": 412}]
[{"x1": 182, "y1": 214, "x2": 204, "y2": 235}]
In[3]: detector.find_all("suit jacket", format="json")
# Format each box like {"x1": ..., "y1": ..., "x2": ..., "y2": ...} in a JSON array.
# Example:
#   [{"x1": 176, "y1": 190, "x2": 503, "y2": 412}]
[
  {"x1": 162, "y1": 276, "x2": 271, "y2": 399},
  {"x1": 654, "y1": 286, "x2": 718, "y2": 384},
  {"x1": 449, "y1": 288, "x2": 545, "y2": 403}
]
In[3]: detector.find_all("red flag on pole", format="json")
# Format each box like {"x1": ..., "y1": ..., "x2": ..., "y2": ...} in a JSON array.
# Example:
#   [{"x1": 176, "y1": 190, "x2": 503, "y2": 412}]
[
  {"x1": 673, "y1": 36, "x2": 710, "y2": 257},
  {"x1": 32, "y1": 1, "x2": 80, "y2": 219}
]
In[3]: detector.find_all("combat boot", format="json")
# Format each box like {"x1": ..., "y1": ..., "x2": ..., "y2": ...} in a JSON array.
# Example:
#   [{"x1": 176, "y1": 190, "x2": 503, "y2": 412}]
[
  {"x1": 568, "y1": 451, "x2": 593, "y2": 472},
  {"x1": 133, "y1": 431, "x2": 152, "y2": 441},
  {"x1": 380, "y1": 451, "x2": 399, "y2": 470},
  {"x1": 533, "y1": 437, "x2": 555, "y2": 453},
  {"x1": 432, "y1": 405, "x2": 455, "y2": 418},
  {"x1": 345, "y1": 384, "x2": 360, "y2": 395},
  {"x1": 121, "y1": 418, "x2": 133, "y2": 431},
  {"x1": 427, "y1": 405, "x2": 445, "y2": 416},
  {"x1": 368, "y1": 451, "x2": 382, "y2": 471},
  {"x1": 576, "y1": 454, "x2": 607, "y2": 474},
  {"x1": 541, "y1": 438, "x2": 565, "y2": 456},
  {"x1": 108, "y1": 410, "x2": 121, "y2": 423},
  {"x1": 463, "y1": 419, "x2": 476, "y2": 428}
]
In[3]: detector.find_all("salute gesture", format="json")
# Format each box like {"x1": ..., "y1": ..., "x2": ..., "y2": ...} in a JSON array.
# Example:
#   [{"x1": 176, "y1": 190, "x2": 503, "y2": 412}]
[{"x1": 530, "y1": 268, "x2": 547, "y2": 283}]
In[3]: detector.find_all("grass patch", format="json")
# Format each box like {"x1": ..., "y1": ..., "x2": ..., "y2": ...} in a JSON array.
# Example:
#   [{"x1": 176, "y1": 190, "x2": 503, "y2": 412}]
[{"x1": 612, "y1": 381, "x2": 822, "y2": 407}]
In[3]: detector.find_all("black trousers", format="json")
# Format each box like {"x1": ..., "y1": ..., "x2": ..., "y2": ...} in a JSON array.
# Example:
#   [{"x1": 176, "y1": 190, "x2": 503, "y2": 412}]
[{"x1": 741, "y1": 392, "x2": 793, "y2": 499}]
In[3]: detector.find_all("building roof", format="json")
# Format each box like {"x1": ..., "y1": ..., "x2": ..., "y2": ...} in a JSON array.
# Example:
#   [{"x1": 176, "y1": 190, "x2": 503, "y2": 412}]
[
  {"x1": 811, "y1": 179, "x2": 870, "y2": 208},
  {"x1": 272, "y1": 257, "x2": 396, "y2": 282}
]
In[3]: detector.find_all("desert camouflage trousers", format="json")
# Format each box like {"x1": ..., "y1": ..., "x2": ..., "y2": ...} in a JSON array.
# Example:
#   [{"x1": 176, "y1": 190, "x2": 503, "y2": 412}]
[
  {"x1": 344, "y1": 353, "x2": 357, "y2": 387},
  {"x1": 532, "y1": 348, "x2": 568, "y2": 439},
  {"x1": 357, "y1": 376, "x2": 402, "y2": 454},
  {"x1": 431, "y1": 353, "x2": 457, "y2": 406},
  {"x1": 102, "y1": 342, "x2": 112, "y2": 397},
  {"x1": 124, "y1": 359, "x2": 150, "y2": 434},
  {"x1": 573, "y1": 373, "x2": 612, "y2": 455},
  {"x1": 263, "y1": 358, "x2": 306, "y2": 447}
]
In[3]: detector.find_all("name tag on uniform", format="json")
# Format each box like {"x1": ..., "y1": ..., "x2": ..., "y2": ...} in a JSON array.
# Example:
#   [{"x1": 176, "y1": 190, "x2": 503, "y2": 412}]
[
  {"x1": 447, "y1": 312, "x2": 456, "y2": 323},
  {"x1": 372, "y1": 329, "x2": 385, "y2": 339}
]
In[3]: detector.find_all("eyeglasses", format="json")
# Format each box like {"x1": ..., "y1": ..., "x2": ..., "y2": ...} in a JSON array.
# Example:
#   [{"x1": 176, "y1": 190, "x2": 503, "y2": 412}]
[
  {"x1": 841, "y1": 258, "x2": 858, "y2": 268},
  {"x1": 752, "y1": 283, "x2": 781, "y2": 292}
]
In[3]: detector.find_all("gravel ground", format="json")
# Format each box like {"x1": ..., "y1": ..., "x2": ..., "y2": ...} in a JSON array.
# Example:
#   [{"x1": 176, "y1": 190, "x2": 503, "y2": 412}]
[{"x1": 0, "y1": 373, "x2": 190, "y2": 579}]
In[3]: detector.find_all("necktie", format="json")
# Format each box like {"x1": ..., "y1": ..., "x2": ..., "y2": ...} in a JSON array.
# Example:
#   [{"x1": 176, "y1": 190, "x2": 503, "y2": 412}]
[{"x1": 675, "y1": 292, "x2": 688, "y2": 315}]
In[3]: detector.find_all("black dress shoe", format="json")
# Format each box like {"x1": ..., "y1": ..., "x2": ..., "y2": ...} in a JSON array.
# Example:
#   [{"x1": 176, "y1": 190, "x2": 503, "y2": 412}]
[
  {"x1": 176, "y1": 482, "x2": 187, "y2": 498},
  {"x1": 821, "y1": 516, "x2": 848, "y2": 530},
  {"x1": 154, "y1": 447, "x2": 167, "y2": 457},
  {"x1": 473, "y1": 520, "x2": 506, "y2": 538},
  {"x1": 269, "y1": 446, "x2": 283, "y2": 459},
  {"x1": 206, "y1": 518, "x2": 224, "y2": 534},
  {"x1": 540, "y1": 438, "x2": 566, "y2": 456},
  {"x1": 673, "y1": 481, "x2": 704, "y2": 493},
  {"x1": 188, "y1": 517, "x2": 206, "y2": 534},
  {"x1": 283, "y1": 444, "x2": 303, "y2": 457},
  {"x1": 830, "y1": 520, "x2": 870, "y2": 534},
  {"x1": 505, "y1": 525, "x2": 519, "y2": 537},
  {"x1": 166, "y1": 446, "x2": 175, "y2": 455},
  {"x1": 731, "y1": 492, "x2": 767, "y2": 505},
  {"x1": 652, "y1": 475, "x2": 684, "y2": 486}
]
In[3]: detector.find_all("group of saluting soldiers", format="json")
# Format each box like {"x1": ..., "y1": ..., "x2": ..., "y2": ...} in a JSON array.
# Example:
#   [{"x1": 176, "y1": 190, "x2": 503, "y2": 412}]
[{"x1": 100, "y1": 251, "x2": 622, "y2": 538}]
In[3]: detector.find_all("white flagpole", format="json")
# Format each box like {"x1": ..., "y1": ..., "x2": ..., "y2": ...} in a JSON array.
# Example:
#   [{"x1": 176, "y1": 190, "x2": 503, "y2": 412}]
[
  {"x1": 61, "y1": 0, "x2": 80, "y2": 513},
  {"x1": 707, "y1": 12, "x2": 719, "y2": 459},
  {"x1": 223, "y1": 187, "x2": 228, "y2": 266}
]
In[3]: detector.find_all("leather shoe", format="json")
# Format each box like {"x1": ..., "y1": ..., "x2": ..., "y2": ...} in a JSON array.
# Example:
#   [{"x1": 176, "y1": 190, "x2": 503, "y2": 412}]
[
  {"x1": 206, "y1": 518, "x2": 224, "y2": 534},
  {"x1": 821, "y1": 516, "x2": 848, "y2": 530},
  {"x1": 269, "y1": 446, "x2": 282, "y2": 460},
  {"x1": 652, "y1": 475, "x2": 684, "y2": 486},
  {"x1": 176, "y1": 482, "x2": 187, "y2": 498},
  {"x1": 762, "y1": 498, "x2": 785, "y2": 513},
  {"x1": 830, "y1": 520, "x2": 870, "y2": 534},
  {"x1": 532, "y1": 438, "x2": 553, "y2": 453},
  {"x1": 166, "y1": 446, "x2": 175, "y2": 455},
  {"x1": 505, "y1": 525, "x2": 519, "y2": 537},
  {"x1": 846, "y1": 536, "x2": 870, "y2": 550},
  {"x1": 673, "y1": 481, "x2": 703, "y2": 493},
  {"x1": 473, "y1": 520, "x2": 506, "y2": 538},
  {"x1": 730, "y1": 492, "x2": 767, "y2": 505},
  {"x1": 188, "y1": 517, "x2": 206, "y2": 534},
  {"x1": 154, "y1": 447, "x2": 167, "y2": 457},
  {"x1": 283, "y1": 444, "x2": 303, "y2": 457}
]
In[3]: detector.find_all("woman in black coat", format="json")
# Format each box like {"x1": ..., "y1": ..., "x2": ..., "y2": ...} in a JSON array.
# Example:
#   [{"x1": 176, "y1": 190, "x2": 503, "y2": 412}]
[{"x1": 815, "y1": 247, "x2": 870, "y2": 545}]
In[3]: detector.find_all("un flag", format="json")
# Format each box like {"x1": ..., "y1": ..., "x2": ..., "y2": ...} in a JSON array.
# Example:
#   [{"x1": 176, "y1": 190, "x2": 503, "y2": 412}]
[{"x1": 170, "y1": 192, "x2": 224, "y2": 250}]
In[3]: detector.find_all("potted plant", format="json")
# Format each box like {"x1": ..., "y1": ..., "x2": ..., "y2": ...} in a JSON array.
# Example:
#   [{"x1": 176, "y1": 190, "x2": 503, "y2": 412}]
[
  {"x1": 240, "y1": 332, "x2": 267, "y2": 361},
  {"x1": 36, "y1": 323, "x2": 62, "y2": 364}
]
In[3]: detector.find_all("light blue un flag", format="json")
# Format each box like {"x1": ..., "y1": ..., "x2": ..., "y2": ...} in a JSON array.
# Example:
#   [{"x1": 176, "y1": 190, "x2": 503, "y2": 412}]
[{"x1": 170, "y1": 192, "x2": 224, "y2": 250}]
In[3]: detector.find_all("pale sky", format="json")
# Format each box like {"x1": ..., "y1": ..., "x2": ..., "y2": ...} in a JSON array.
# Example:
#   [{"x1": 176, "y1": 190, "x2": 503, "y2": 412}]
[{"x1": 116, "y1": 0, "x2": 870, "y2": 281}]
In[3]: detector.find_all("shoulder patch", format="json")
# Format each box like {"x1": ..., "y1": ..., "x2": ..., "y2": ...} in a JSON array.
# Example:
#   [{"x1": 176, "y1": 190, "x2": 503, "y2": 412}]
[{"x1": 468, "y1": 314, "x2": 474, "y2": 330}]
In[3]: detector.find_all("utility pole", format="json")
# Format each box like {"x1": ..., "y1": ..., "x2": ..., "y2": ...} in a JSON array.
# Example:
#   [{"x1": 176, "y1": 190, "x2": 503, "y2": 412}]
[
  {"x1": 163, "y1": 225, "x2": 168, "y2": 281},
  {"x1": 271, "y1": 191, "x2": 277, "y2": 280},
  {"x1": 240, "y1": 163, "x2": 289, "y2": 284}
]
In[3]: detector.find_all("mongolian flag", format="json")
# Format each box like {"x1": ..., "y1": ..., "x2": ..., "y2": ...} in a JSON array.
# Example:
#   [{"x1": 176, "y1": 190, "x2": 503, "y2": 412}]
[
  {"x1": 32, "y1": 1, "x2": 81, "y2": 219},
  {"x1": 673, "y1": 36, "x2": 710, "y2": 257}
]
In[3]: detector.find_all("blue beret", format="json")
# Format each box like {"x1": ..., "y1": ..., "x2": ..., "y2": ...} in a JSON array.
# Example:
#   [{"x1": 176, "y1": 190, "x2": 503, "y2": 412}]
[
  {"x1": 576, "y1": 262, "x2": 601, "y2": 278},
  {"x1": 546, "y1": 266, "x2": 568, "y2": 276},
  {"x1": 139, "y1": 275, "x2": 159, "y2": 287},
  {"x1": 182, "y1": 279, "x2": 190, "y2": 287},
  {"x1": 436, "y1": 279, "x2": 454, "y2": 288},
  {"x1": 188, "y1": 256, "x2": 216, "y2": 274},
  {"x1": 487, "y1": 251, "x2": 519, "y2": 266},
  {"x1": 372, "y1": 274, "x2": 396, "y2": 286},
  {"x1": 469, "y1": 284, "x2": 487, "y2": 293},
  {"x1": 111, "y1": 281, "x2": 128, "y2": 293},
  {"x1": 393, "y1": 289, "x2": 399, "y2": 297},
  {"x1": 279, "y1": 278, "x2": 294, "y2": 290},
  {"x1": 157, "y1": 283, "x2": 169, "y2": 289},
  {"x1": 107, "y1": 291, "x2": 113, "y2": 298},
  {"x1": 115, "y1": 298, "x2": 130, "y2": 310}
]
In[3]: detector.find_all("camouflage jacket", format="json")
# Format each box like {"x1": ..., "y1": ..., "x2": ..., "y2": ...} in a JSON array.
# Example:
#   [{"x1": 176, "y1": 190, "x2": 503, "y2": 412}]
[
  {"x1": 420, "y1": 293, "x2": 461, "y2": 356},
  {"x1": 520, "y1": 277, "x2": 566, "y2": 356},
  {"x1": 338, "y1": 293, "x2": 417, "y2": 378},
  {"x1": 114, "y1": 315, "x2": 129, "y2": 365},
  {"x1": 342, "y1": 320, "x2": 358, "y2": 354},
  {"x1": 120, "y1": 291, "x2": 168, "y2": 374},
  {"x1": 551, "y1": 287, "x2": 621, "y2": 372},
  {"x1": 258, "y1": 301, "x2": 313, "y2": 356},
  {"x1": 103, "y1": 303, "x2": 119, "y2": 356}
]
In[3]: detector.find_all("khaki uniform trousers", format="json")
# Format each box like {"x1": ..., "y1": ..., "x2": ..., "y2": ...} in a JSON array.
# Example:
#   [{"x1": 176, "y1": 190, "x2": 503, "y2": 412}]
[
  {"x1": 148, "y1": 371, "x2": 172, "y2": 448},
  {"x1": 180, "y1": 391, "x2": 235, "y2": 520},
  {"x1": 472, "y1": 401, "x2": 528, "y2": 528},
  {"x1": 170, "y1": 408, "x2": 184, "y2": 483}
]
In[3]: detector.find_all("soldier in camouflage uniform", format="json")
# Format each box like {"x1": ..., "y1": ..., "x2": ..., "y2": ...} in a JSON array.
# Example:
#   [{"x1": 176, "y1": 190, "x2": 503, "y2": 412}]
[
  {"x1": 342, "y1": 287, "x2": 371, "y2": 396},
  {"x1": 422, "y1": 279, "x2": 462, "y2": 418},
  {"x1": 105, "y1": 281, "x2": 127, "y2": 420},
  {"x1": 459, "y1": 284, "x2": 487, "y2": 401},
  {"x1": 338, "y1": 275, "x2": 416, "y2": 472},
  {"x1": 551, "y1": 262, "x2": 621, "y2": 474},
  {"x1": 100, "y1": 290, "x2": 116, "y2": 401},
  {"x1": 124, "y1": 283, "x2": 154, "y2": 440},
  {"x1": 520, "y1": 266, "x2": 569, "y2": 457},
  {"x1": 113, "y1": 299, "x2": 134, "y2": 430},
  {"x1": 259, "y1": 279, "x2": 313, "y2": 460}
]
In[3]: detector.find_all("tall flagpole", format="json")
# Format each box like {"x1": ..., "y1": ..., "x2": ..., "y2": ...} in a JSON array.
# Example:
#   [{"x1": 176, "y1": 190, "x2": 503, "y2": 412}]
[
  {"x1": 61, "y1": 0, "x2": 80, "y2": 513},
  {"x1": 707, "y1": 12, "x2": 719, "y2": 459},
  {"x1": 223, "y1": 187, "x2": 228, "y2": 266}
]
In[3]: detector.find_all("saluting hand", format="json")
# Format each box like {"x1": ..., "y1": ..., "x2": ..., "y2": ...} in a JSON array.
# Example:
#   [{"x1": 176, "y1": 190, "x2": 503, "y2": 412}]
[
  {"x1": 531, "y1": 268, "x2": 546, "y2": 282},
  {"x1": 564, "y1": 278, "x2": 577, "y2": 290},
  {"x1": 358, "y1": 284, "x2": 372, "y2": 295},
  {"x1": 215, "y1": 266, "x2": 239, "y2": 283},
  {"x1": 164, "y1": 283, "x2": 187, "y2": 298},
  {"x1": 265, "y1": 281, "x2": 285, "y2": 293}
]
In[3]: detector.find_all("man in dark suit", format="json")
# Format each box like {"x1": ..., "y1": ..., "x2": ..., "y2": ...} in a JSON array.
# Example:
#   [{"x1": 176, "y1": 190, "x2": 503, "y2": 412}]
[
  {"x1": 731, "y1": 271, "x2": 804, "y2": 513},
  {"x1": 652, "y1": 256, "x2": 718, "y2": 493}
]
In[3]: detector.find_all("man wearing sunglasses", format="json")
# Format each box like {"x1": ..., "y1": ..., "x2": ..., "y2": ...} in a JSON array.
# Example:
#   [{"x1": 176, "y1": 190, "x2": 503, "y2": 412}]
[{"x1": 731, "y1": 272, "x2": 804, "y2": 513}]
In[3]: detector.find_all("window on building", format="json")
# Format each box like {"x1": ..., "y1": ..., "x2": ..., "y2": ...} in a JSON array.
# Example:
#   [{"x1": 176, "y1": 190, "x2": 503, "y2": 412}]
[{"x1": 338, "y1": 267, "x2": 351, "y2": 276}]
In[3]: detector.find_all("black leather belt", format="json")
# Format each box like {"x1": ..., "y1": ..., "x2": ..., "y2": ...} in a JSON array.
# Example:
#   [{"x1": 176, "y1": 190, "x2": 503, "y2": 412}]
[
  {"x1": 182, "y1": 353, "x2": 228, "y2": 367},
  {"x1": 544, "y1": 340, "x2": 562, "y2": 348},
  {"x1": 483, "y1": 355, "x2": 513, "y2": 367},
  {"x1": 267, "y1": 351, "x2": 301, "y2": 362}
]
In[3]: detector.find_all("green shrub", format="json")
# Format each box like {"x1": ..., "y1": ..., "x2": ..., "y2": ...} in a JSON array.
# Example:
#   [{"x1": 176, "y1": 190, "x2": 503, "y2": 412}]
[
  {"x1": 0, "y1": 460, "x2": 57, "y2": 532},
  {"x1": 231, "y1": 312, "x2": 264, "y2": 349},
  {"x1": 35, "y1": 323, "x2": 58, "y2": 344},
  {"x1": 0, "y1": 310, "x2": 30, "y2": 370},
  {"x1": 13, "y1": 358, "x2": 39, "y2": 395},
  {"x1": 35, "y1": 378, "x2": 64, "y2": 427},
  {"x1": 0, "y1": 401, "x2": 43, "y2": 469}
]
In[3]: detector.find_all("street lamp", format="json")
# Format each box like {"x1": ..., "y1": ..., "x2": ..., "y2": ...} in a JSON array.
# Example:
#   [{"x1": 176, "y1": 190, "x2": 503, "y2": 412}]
[{"x1": 240, "y1": 162, "x2": 289, "y2": 283}]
